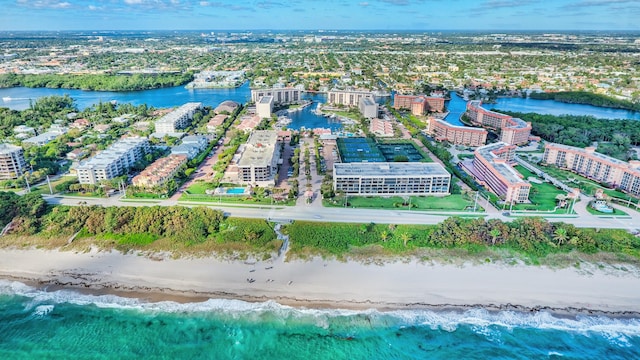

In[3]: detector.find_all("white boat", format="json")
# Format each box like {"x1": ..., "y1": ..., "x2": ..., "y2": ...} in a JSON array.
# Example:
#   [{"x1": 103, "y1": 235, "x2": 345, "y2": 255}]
[{"x1": 2, "y1": 97, "x2": 11, "y2": 102}]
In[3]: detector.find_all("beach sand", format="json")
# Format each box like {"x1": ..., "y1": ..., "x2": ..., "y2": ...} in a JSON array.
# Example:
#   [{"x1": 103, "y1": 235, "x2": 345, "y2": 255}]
[{"x1": 1, "y1": 248, "x2": 639, "y2": 315}]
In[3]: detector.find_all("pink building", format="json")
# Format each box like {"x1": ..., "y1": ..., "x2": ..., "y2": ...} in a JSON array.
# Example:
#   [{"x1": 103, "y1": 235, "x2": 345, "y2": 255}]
[
  {"x1": 394, "y1": 94, "x2": 445, "y2": 115},
  {"x1": 543, "y1": 143, "x2": 640, "y2": 197},
  {"x1": 466, "y1": 100, "x2": 532, "y2": 145},
  {"x1": 132, "y1": 154, "x2": 188, "y2": 188},
  {"x1": 428, "y1": 117, "x2": 487, "y2": 147},
  {"x1": 461, "y1": 142, "x2": 531, "y2": 203},
  {"x1": 369, "y1": 118, "x2": 394, "y2": 137}
]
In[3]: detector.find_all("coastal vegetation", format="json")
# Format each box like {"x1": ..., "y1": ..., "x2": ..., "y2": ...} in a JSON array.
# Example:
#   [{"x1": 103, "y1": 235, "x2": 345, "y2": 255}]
[
  {"x1": 283, "y1": 218, "x2": 640, "y2": 264},
  {"x1": 529, "y1": 91, "x2": 640, "y2": 112},
  {"x1": 0, "y1": 203, "x2": 279, "y2": 256},
  {"x1": 1, "y1": 193, "x2": 638, "y2": 265},
  {"x1": 0, "y1": 73, "x2": 194, "y2": 91},
  {"x1": 497, "y1": 111, "x2": 640, "y2": 161}
]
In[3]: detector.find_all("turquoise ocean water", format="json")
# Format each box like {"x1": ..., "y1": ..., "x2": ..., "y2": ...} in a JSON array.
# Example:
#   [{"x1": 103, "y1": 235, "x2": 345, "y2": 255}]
[{"x1": 1, "y1": 280, "x2": 639, "y2": 359}]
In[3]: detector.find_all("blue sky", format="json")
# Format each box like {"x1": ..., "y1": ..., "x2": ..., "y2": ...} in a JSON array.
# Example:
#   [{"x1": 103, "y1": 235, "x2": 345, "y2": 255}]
[{"x1": 2, "y1": 0, "x2": 639, "y2": 31}]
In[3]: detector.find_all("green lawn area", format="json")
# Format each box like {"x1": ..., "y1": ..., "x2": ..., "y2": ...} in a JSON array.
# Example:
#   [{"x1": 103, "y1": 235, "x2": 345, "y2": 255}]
[
  {"x1": 539, "y1": 165, "x2": 633, "y2": 200},
  {"x1": 183, "y1": 182, "x2": 216, "y2": 195},
  {"x1": 513, "y1": 165, "x2": 567, "y2": 212},
  {"x1": 324, "y1": 194, "x2": 479, "y2": 211}
]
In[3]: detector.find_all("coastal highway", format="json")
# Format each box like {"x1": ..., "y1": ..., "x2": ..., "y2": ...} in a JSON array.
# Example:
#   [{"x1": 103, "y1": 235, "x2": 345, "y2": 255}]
[{"x1": 43, "y1": 194, "x2": 640, "y2": 230}]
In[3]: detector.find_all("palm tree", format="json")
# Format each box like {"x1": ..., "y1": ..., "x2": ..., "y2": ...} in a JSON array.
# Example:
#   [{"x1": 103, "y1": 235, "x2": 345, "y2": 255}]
[
  {"x1": 489, "y1": 228, "x2": 501, "y2": 246},
  {"x1": 553, "y1": 228, "x2": 568, "y2": 246},
  {"x1": 380, "y1": 230, "x2": 389, "y2": 242},
  {"x1": 400, "y1": 232, "x2": 412, "y2": 247}
]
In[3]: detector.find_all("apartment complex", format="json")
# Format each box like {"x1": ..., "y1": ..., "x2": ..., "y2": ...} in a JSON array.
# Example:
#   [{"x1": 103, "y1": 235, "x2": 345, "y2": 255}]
[
  {"x1": 155, "y1": 102, "x2": 203, "y2": 134},
  {"x1": 251, "y1": 87, "x2": 301, "y2": 105},
  {"x1": 327, "y1": 89, "x2": 373, "y2": 107},
  {"x1": 0, "y1": 143, "x2": 26, "y2": 180},
  {"x1": 427, "y1": 117, "x2": 488, "y2": 147},
  {"x1": 369, "y1": 118, "x2": 394, "y2": 137},
  {"x1": 132, "y1": 154, "x2": 188, "y2": 188},
  {"x1": 542, "y1": 143, "x2": 640, "y2": 197},
  {"x1": 333, "y1": 162, "x2": 451, "y2": 196},
  {"x1": 76, "y1": 137, "x2": 150, "y2": 185},
  {"x1": 358, "y1": 96, "x2": 378, "y2": 118},
  {"x1": 256, "y1": 95, "x2": 274, "y2": 119},
  {"x1": 461, "y1": 142, "x2": 531, "y2": 203},
  {"x1": 466, "y1": 100, "x2": 532, "y2": 145},
  {"x1": 171, "y1": 135, "x2": 208, "y2": 160},
  {"x1": 237, "y1": 130, "x2": 281, "y2": 185},
  {"x1": 393, "y1": 94, "x2": 445, "y2": 115}
]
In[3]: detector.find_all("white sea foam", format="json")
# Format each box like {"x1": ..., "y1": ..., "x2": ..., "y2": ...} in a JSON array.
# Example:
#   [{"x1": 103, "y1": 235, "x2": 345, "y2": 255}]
[
  {"x1": 32, "y1": 304, "x2": 54, "y2": 317},
  {"x1": 2, "y1": 279, "x2": 640, "y2": 345}
]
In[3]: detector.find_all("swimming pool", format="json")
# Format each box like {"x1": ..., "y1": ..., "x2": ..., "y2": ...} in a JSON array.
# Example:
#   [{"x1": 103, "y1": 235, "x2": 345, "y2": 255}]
[{"x1": 226, "y1": 187, "x2": 247, "y2": 195}]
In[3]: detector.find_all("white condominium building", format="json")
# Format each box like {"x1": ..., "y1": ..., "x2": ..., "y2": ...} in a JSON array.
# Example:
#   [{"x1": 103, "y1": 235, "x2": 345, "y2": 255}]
[
  {"x1": 327, "y1": 89, "x2": 374, "y2": 107},
  {"x1": 155, "y1": 102, "x2": 203, "y2": 134},
  {"x1": 251, "y1": 87, "x2": 301, "y2": 105},
  {"x1": 333, "y1": 162, "x2": 451, "y2": 196},
  {"x1": 0, "y1": 143, "x2": 26, "y2": 180},
  {"x1": 76, "y1": 137, "x2": 150, "y2": 185},
  {"x1": 256, "y1": 95, "x2": 274, "y2": 119},
  {"x1": 237, "y1": 130, "x2": 281, "y2": 185}
]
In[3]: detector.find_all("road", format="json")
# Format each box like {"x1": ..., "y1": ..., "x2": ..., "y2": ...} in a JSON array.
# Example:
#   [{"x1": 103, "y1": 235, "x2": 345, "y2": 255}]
[{"x1": 43, "y1": 192, "x2": 640, "y2": 230}]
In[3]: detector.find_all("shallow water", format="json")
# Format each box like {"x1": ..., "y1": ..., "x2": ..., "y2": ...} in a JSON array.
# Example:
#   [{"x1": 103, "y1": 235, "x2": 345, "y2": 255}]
[{"x1": 1, "y1": 280, "x2": 639, "y2": 359}]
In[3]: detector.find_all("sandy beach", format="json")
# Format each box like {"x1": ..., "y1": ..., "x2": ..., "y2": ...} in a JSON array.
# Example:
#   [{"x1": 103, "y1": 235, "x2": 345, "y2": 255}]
[{"x1": 1, "y1": 248, "x2": 640, "y2": 315}]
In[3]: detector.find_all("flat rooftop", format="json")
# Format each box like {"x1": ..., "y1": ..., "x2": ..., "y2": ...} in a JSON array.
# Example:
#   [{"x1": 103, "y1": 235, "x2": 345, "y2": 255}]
[
  {"x1": 476, "y1": 143, "x2": 526, "y2": 184},
  {"x1": 0, "y1": 143, "x2": 22, "y2": 154},
  {"x1": 259, "y1": 96, "x2": 273, "y2": 104},
  {"x1": 237, "y1": 130, "x2": 279, "y2": 168},
  {"x1": 334, "y1": 162, "x2": 450, "y2": 177},
  {"x1": 361, "y1": 97, "x2": 375, "y2": 106}
]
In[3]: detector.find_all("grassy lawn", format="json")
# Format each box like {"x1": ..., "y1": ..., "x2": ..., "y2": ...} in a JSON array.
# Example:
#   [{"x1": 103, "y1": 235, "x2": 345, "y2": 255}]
[
  {"x1": 540, "y1": 165, "x2": 633, "y2": 200},
  {"x1": 513, "y1": 165, "x2": 567, "y2": 212},
  {"x1": 324, "y1": 194, "x2": 478, "y2": 211},
  {"x1": 184, "y1": 182, "x2": 216, "y2": 195}
]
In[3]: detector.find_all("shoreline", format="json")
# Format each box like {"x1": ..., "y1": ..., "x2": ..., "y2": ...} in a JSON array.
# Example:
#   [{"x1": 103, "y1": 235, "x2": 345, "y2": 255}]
[{"x1": 2, "y1": 248, "x2": 640, "y2": 317}]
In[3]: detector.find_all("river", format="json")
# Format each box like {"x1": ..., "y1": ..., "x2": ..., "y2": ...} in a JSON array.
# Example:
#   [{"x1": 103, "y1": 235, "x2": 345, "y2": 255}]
[
  {"x1": 446, "y1": 92, "x2": 640, "y2": 122},
  {"x1": 2, "y1": 85, "x2": 639, "y2": 129}
]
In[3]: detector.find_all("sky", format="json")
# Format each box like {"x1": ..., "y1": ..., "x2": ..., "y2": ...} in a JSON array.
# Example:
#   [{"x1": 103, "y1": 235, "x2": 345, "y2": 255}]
[{"x1": 1, "y1": 0, "x2": 640, "y2": 31}]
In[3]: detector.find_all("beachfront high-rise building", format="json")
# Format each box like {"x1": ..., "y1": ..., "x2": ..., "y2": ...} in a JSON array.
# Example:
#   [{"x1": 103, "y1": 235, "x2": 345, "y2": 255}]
[
  {"x1": 358, "y1": 97, "x2": 378, "y2": 119},
  {"x1": 155, "y1": 102, "x2": 203, "y2": 134},
  {"x1": 0, "y1": 143, "x2": 26, "y2": 180},
  {"x1": 461, "y1": 142, "x2": 531, "y2": 203},
  {"x1": 394, "y1": 94, "x2": 445, "y2": 115},
  {"x1": 237, "y1": 130, "x2": 281, "y2": 185},
  {"x1": 542, "y1": 143, "x2": 640, "y2": 197},
  {"x1": 256, "y1": 96, "x2": 274, "y2": 119},
  {"x1": 327, "y1": 89, "x2": 374, "y2": 107},
  {"x1": 333, "y1": 162, "x2": 451, "y2": 196},
  {"x1": 251, "y1": 87, "x2": 301, "y2": 105},
  {"x1": 427, "y1": 117, "x2": 488, "y2": 147},
  {"x1": 76, "y1": 137, "x2": 150, "y2": 185},
  {"x1": 466, "y1": 100, "x2": 532, "y2": 145}
]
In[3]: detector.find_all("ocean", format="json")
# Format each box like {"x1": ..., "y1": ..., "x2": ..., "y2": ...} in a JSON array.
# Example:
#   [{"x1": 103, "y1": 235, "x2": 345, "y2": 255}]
[{"x1": 1, "y1": 280, "x2": 639, "y2": 359}]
